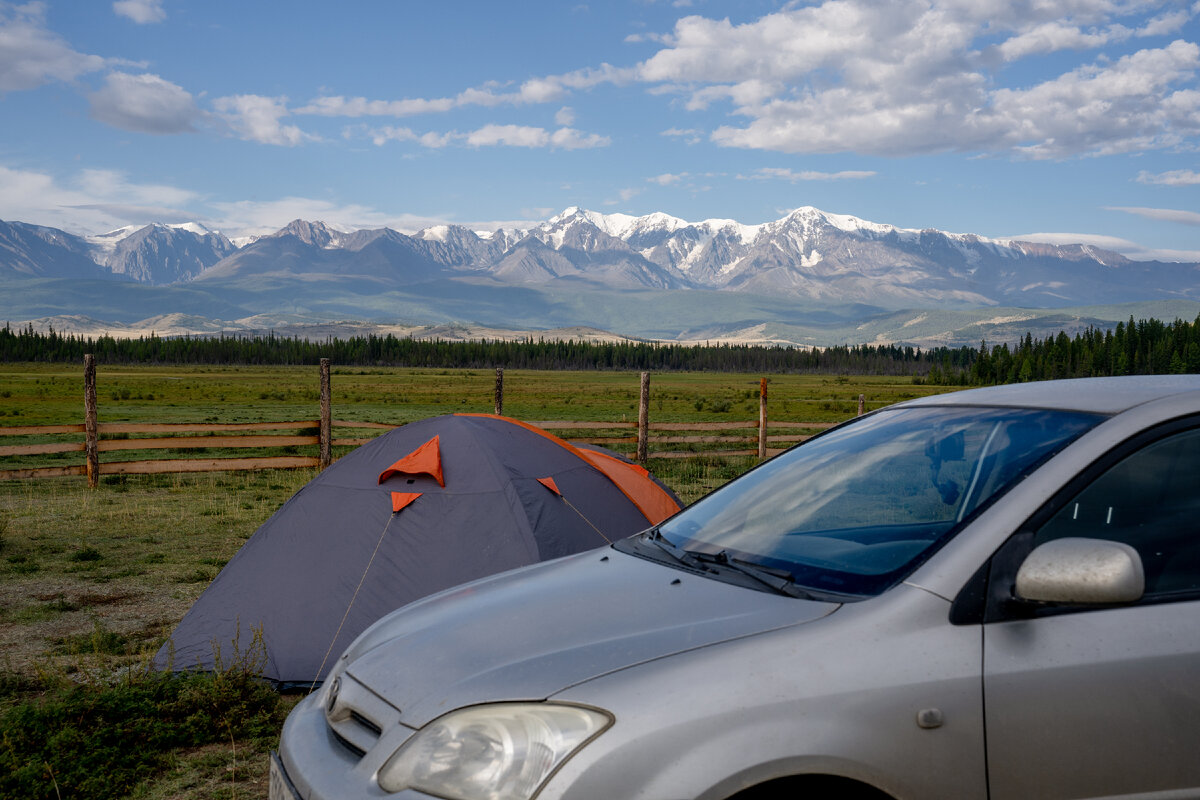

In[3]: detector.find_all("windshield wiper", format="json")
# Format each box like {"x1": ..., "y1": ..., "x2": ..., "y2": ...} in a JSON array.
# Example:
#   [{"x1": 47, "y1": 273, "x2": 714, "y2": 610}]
[
  {"x1": 642, "y1": 533, "x2": 834, "y2": 601},
  {"x1": 643, "y1": 529, "x2": 706, "y2": 570},
  {"x1": 689, "y1": 550, "x2": 819, "y2": 600}
]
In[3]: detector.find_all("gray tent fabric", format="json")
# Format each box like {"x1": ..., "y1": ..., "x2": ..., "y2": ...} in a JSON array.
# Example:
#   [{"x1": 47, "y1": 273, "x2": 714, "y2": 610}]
[{"x1": 155, "y1": 413, "x2": 680, "y2": 686}]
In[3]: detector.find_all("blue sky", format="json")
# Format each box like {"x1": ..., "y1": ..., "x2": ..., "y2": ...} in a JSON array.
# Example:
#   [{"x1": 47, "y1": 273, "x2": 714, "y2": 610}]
[{"x1": 1, "y1": 0, "x2": 1198, "y2": 260}]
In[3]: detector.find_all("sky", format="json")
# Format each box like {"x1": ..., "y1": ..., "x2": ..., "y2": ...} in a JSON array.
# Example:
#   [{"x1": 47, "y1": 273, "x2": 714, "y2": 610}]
[{"x1": 0, "y1": 0, "x2": 1198, "y2": 260}]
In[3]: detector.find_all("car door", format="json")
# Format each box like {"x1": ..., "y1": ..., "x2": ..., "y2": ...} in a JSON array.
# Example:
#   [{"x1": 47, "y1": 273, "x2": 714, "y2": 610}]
[{"x1": 981, "y1": 421, "x2": 1200, "y2": 800}]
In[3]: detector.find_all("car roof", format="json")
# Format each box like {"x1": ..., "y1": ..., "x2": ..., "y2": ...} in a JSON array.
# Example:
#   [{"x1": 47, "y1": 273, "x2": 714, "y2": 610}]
[{"x1": 899, "y1": 375, "x2": 1200, "y2": 415}]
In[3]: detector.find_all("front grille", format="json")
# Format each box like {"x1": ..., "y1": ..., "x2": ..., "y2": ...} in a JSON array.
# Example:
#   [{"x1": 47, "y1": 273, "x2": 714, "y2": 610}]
[
  {"x1": 324, "y1": 673, "x2": 404, "y2": 759},
  {"x1": 331, "y1": 729, "x2": 366, "y2": 758},
  {"x1": 350, "y1": 711, "x2": 382, "y2": 737}
]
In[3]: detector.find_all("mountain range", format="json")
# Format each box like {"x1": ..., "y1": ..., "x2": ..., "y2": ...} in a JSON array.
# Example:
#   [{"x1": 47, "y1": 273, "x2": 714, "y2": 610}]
[{"x1": 2, "y1": 207, "x2": 1198, "y2": 347}]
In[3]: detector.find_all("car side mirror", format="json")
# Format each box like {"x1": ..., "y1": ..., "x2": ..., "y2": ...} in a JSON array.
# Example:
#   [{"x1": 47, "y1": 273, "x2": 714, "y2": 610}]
[{"x1": 1015, "y1": 537, "x2": 1144, "y2": 605}]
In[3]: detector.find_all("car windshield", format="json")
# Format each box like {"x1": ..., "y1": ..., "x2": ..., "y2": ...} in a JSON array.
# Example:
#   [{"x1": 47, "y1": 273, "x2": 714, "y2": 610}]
[{"x1": 652, "y1": 405, "x2": 1102, "y2": 597}]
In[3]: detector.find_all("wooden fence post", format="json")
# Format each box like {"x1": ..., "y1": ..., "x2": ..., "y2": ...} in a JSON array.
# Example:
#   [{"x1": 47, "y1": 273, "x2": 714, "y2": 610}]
[
  {"x1": 758, "y1": 377, "x2": 768, "y2": 459},
  {"x1": 637, "y1": 372, "x2": 650, "y2": 463},
  {"x1": 319, "y1": 358, "x2": 332, "y2": 469},
  {"x1": 84, "y1": 354, "x2": 99, "y2": 487},
  {"x1": 494, "y1": 367, "x2": 504, "y2": 416},
  {"x1": 858, "y1": 394, "x2": 865, "y2": 416}
]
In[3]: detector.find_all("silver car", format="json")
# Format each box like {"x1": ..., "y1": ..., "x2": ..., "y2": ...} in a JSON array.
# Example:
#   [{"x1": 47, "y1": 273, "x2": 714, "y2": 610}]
[{"x1": 273, "y1": 376, "x2": 1200, "y2": 800}]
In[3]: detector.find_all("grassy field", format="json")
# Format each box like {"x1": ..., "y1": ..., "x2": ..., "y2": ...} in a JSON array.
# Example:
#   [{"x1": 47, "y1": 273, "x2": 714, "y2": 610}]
[{"x1": 0, "y1": 363, "x2": 955, "y2": 799}]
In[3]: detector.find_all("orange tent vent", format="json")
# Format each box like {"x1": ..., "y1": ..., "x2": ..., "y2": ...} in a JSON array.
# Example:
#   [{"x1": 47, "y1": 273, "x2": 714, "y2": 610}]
[
  {"x1": 390, "y1": 492, "x2": 422, "y2": 514},
  {"x1": 379, "y1": 436, "x2": 444, "y2": 486}
]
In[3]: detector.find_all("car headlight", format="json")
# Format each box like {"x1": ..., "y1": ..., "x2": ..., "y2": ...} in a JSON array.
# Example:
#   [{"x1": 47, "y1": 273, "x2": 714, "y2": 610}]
[{"x1": 376, "y1": 702, "x2": 612, "y2": 799}]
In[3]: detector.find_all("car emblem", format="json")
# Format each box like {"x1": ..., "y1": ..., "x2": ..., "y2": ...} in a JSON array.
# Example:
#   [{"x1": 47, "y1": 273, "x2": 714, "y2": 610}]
[{"x1": 326, "y1": 677, "x2": 341, "y2": 715}]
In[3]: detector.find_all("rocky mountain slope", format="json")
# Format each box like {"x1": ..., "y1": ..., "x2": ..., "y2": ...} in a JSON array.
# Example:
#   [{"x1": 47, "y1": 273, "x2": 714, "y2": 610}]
[{"x1": 2, "y1": 207, "x2": 1197, "y2": 323}]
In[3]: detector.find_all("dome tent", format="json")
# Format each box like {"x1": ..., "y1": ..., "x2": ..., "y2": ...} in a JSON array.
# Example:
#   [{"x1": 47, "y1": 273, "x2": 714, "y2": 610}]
[{"x1": 156, "y1": 413, "x2": 681, "y2": 686}]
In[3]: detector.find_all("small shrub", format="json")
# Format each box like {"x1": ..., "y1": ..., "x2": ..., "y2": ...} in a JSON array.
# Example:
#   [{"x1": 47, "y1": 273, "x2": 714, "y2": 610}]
[
  {"x1": 179, "y1": 569, "x2": 213, "y2": 584},
  {"x1": 70, "y1": 547, "x2": 103, "y2": 563},
  {"x1": 54, "y1": 622, "x2": 128, "y2": 656},
  {"x1": 0, "y1": 664, "x2": 283, "y2": 800},
  {"x1": 7, "y1": 556, "x2": 39, "y2": 575}
]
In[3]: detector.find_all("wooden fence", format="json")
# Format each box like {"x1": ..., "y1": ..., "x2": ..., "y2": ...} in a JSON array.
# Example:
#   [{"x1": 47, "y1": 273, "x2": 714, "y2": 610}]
[{"x1": 0, "y1": 360, "x2": 857, "y2": 484}]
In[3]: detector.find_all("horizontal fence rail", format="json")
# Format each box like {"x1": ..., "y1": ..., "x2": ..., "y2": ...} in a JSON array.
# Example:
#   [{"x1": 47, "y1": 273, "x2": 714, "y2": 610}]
[
  {"x1": 531, "y1": 419, "x2": 841, "y2": 458},
  {"x1": 0, "y1": 361, "x2": 860, "y2": 483}
]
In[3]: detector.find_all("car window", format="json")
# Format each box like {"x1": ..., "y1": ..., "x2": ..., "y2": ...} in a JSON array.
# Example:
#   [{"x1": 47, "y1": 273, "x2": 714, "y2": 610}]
[
  {"x1": 656, "y1": 406, "x2": 1101, "y2": 597},
  {"x1": 1034, "y1": 427, "x2": 1200, "y2": 598}
]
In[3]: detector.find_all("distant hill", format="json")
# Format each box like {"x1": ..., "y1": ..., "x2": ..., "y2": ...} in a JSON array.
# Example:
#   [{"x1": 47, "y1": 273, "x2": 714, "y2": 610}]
[{"x1": 2, "y1": 206, "x2": 1198, "y2": 346}]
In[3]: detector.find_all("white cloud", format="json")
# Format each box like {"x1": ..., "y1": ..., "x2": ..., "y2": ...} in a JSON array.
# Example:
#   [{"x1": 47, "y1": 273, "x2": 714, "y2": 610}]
[
  {"x1": 364, "y1": 126, "x2": 455, "y2": 148},
  {"x1": 0, "y1": 164, "x2": 197, "y2": 233},
  {"x1": 548, "y1": 126, "x2": 610, "y2": 149},
  {"x1": 365, "y1": 123, "x2": 609, "y2": 150},
  {"x1": 661, "y1": 127, "x2": 703, "y2": 144},
  {"x1": 295, "y1": 95, "x2": 455, "y2": 117},
  {"x1": 213, "y1": 94, "x2": 315, "y2": 146},
  {"x1": 633, "y1": 1, "x2": 1200, "y2": 159},
  {"x1": 555, "y1": 106, "x2": 576, "y2": 126},
  {"x1": 462, "y1": 124, "x2": 544, "y2": 148},
  {"x1": 1013, "y1": 231, "x2": 1143, "y2": 249},
  {"x1": 0, "y1": 2, "x2": 106, "y2": 91},
  {"x1": 648, "y1": 172, "x2": 687, "y2": 185},
  {"x1": 603, "y1": 186, "x2": 642, "y2": 206},
  {"x1": 0, "y1": 162, "x2": 545, "y2": 240},
  {"x1": 1137, "y1": 9, "x2": 1191, "y2": 37},
  {"x1": 207, "y1": 197, "x2": 542, "y2": 240},
  {"x1": 992, "y1": 41, "x2": 1200, "y2": 158},
  {"x1": 112, "y1": 0, "x2": 165, "y2": 24},
  {"x1": 1136, "y1": 168, "x2": 1200, "y2": 185},
  {"x1": 1106, "y1": 205, "x2": 1200, "y2": 225},
  {"x1": 624, "y1": 31, "x2": 674, "y2": 44},
  {"x1": 296, "y1": 64, "x2": 631, "y2": 120},
  {"x1": 1013, "y1": 230, "x2": 1200, "y2": 262},
  {"x1": 87, "y1": 71, "x2": 199, "y2": 134},
  {"x1": 75, "y1": 167, "x2": 195, "y2": 207},
  {"x1": 743, "y1": 167, "x2": 877, "y2": 181},
  {"x1": 995, "y1": 22, "x2": 1126, "y2": 61},
  {"x1": 205, "y1": 197, "x2": 445, "y2": 239}
]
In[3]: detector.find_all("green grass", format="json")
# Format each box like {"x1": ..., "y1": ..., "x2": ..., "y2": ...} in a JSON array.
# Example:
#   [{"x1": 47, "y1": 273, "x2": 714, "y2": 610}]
[
  {"x1": 0, "y1": 362, "x2": 961, "y2": 799},
  {"x1": 0, "y1": 650, "x2": 287, "y2": 800},
  {"x1": 0, "y1": 363, "x2": 946, "y2": 471}
]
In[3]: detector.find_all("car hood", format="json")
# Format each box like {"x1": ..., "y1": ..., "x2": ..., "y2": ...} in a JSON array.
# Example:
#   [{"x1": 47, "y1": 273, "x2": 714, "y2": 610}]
[{"x1": 344, "y1": 546, "x2": 840, "y2": 728}]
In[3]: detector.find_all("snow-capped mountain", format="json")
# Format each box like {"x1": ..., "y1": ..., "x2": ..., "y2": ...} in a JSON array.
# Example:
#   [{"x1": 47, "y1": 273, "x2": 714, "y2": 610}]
[
  {"x1": 0, "y1": 220, "x2": 109, "y2": 280},
  {"x1": 87, "y1": 223, "x2": 235, "y2": 284},
  {"x1": 3, "y1": 208, "x2": 1198, "y2": 312}
]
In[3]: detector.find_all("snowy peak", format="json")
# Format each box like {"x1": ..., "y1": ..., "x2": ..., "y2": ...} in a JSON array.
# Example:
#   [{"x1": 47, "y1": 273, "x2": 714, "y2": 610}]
[
  {"x1": 90, "y1": 222, "x2": 236, "y2": 284},
  {"x1": 272, "y1": 219, "x2": 345, "y2": 249},
  {"x1": 3, "y1": 207, "x2": 1196, "y2": 311}
]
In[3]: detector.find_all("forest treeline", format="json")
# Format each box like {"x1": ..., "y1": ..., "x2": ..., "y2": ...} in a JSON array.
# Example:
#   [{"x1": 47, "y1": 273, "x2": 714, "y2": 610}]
[{"x1": 3, "y1": 316, "x2": 1200, "y2": 385}]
